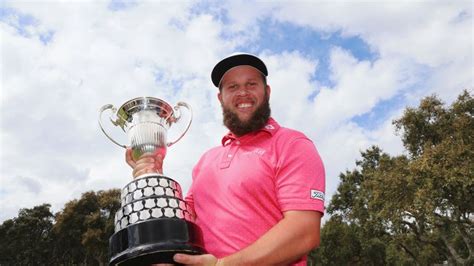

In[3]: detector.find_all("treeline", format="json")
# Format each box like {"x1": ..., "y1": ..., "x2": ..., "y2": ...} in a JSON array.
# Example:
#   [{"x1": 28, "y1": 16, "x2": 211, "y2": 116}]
[
  {"x1": 1, "y1": 91, "x2": 472, "y2": 265},
  {"x1": 0, "y1": 190, "x2": 121, "y2": 265}
]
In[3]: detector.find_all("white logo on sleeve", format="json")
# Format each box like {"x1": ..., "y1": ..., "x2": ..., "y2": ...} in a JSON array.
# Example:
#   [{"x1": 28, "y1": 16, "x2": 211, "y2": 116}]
[{"x1": 310, "y1": 190, "x2": 325, "y2": 201}]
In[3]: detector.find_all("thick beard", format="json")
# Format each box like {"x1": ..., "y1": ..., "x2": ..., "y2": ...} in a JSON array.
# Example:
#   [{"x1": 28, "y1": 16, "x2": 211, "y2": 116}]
[{"x1": 222, "y1": 95, "x2": 271, "y2": 136}]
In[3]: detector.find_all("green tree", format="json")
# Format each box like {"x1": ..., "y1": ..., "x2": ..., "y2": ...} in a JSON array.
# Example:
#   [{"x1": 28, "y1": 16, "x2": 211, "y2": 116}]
[
  {"x1": 0, "y1": 204, "x2": 55, "y2": 265},
  {"x1": 389, "y1": 91, "x2": 473, "y2": 263},
  {"x1": 52, "y1": 189, "x2": 121, "y2": 265},
  {"x1": 308, "y1": 215, "x2": 362, "y2": 265},
  {"x1": 0, "y1": 189, "x2": 121, "y2": 265},
  {"x1": 310, "y1": 90, "x2": 473, "y2": 265}
]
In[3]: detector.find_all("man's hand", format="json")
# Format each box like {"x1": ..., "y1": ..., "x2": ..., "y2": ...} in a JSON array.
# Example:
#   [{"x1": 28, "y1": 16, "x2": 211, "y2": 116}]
[
  {"x1": 173, "y1": 253, "x2": 219, "y2": 266},
  {"x1": 125, "y1": 148, "x2": 164, "y2": 178}
]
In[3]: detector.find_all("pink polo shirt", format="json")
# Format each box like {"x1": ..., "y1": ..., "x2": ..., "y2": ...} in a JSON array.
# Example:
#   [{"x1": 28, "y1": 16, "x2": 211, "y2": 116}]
[{"x1": 186, "y1": 118, "x2": 325, "y2": 265}]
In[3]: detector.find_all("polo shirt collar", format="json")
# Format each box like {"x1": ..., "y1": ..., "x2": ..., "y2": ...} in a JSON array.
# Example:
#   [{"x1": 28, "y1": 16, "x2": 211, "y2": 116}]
[{"x1": 221, "y1": 117, "x2": 280, "y2": 146}]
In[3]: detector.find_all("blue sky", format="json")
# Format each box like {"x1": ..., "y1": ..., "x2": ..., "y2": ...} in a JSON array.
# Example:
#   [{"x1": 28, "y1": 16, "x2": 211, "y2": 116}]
[
  {"x1": 254, "y1": 19, "x2": 378, "y2": 88},
  {"x1": 0, "y1": 0, "x2": 472, "y2": 222}
]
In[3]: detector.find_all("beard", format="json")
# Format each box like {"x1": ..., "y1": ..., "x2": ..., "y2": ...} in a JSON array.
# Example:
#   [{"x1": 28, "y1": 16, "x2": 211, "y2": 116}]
[{"x1": 222, "y1": 94, "x2": 271, "y2": 136}]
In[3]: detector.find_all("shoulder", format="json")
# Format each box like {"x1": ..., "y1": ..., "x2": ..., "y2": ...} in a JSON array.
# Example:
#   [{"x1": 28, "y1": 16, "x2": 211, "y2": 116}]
[
  {"x1": 268, "y1": 126, "x2": 322, "y2": 166},
  {"x1": 273, "y1": 126, "x2": 313, "y2": 146},
  {"x1": 268, "y1": 118, "x2": 309, "y2": 140},
  {"x1": 276, "y1": 126, "x2": 308, "y2": 138},
  {"x1": 192, "y1": 145, "x2": 223, "y2": 177},
  {"x1": 199, "y1": 145, "x2": 223, "y2": 161}
]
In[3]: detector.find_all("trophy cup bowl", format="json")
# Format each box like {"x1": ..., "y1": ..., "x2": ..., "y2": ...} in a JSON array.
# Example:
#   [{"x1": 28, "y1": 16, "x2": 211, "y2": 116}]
[{"x1": 99, "y1": 97, "x2": 205, "y2": 265}]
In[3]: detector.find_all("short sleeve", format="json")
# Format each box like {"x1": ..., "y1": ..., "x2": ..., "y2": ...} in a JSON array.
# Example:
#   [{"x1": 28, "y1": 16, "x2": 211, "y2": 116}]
[{"x1": 275, "y1": 137, "x2": 325, "y2": 214}]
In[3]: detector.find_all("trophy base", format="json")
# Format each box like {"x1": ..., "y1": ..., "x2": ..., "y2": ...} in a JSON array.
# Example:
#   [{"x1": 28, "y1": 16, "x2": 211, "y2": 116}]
[{"x1": 109, "y1": 218, "x2": 205, "y2": 266}]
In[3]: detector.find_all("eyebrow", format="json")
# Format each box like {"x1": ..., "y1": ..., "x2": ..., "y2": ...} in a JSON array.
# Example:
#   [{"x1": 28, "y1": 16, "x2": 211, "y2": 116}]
[{"x1": 224, "y1": 78, "x2": 258, "y2": 84}]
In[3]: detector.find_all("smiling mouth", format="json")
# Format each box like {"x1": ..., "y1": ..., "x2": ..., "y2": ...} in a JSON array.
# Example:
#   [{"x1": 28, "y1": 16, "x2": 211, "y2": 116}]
[{"x1": 237, "y1": 103, "x2": 253, "y2": 108}]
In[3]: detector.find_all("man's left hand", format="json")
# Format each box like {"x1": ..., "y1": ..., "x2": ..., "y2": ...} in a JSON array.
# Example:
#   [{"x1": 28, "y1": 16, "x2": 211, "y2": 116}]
[{"x1": 173, "y1": 253, "x2": 219, "y2": 266}]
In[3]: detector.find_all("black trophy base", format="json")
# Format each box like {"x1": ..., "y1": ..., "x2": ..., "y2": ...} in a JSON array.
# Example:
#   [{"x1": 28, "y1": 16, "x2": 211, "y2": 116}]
[{"x1": 109, "y1": 218, "x2": 205, "y2": 265}]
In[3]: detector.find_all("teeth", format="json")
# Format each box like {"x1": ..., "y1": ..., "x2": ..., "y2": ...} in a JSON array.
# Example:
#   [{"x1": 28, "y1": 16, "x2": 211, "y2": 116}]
[{"x1": 237, "y1": 103, "x2": 252, "y2": 108}]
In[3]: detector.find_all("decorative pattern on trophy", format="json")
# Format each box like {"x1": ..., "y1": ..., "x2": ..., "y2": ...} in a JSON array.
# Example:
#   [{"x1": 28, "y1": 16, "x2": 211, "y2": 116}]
[{"x1": 99, "y1": 97, "x2": 205, "y2": 265}]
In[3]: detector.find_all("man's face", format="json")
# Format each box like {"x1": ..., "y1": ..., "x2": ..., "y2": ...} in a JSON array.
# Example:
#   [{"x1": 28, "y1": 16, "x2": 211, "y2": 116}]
[{"x1": 218, "y1": 65, "x2": 271, "y2": 136}]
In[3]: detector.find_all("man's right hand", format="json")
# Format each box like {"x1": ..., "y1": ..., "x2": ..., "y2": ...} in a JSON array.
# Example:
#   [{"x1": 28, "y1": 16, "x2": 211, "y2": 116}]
[{"x1": 126, "y1": 148, "x2": 164, "y2": 178}]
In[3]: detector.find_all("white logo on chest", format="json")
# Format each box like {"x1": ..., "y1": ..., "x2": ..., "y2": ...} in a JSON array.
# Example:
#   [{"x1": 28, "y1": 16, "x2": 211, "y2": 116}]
[{"x1": 242, "y1": 148, "x2": 266, "y2": 156}]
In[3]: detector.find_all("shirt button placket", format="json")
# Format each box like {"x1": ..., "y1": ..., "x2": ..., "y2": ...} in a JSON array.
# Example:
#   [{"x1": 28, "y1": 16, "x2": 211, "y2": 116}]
[{"x1": 220, "y1": 142, "x2": 239, "y2": 169}]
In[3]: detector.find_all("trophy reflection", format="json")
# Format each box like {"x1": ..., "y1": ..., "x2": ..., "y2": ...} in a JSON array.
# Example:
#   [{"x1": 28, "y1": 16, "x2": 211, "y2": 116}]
[{"x1": 99, "y1": 97, "x2": 205, "y2": 265}]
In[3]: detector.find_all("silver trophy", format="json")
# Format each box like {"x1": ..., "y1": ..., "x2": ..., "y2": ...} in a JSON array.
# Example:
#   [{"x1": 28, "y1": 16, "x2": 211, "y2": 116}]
[{"x1": 99, "y1": 97, "x2": 205, "y2": 265}]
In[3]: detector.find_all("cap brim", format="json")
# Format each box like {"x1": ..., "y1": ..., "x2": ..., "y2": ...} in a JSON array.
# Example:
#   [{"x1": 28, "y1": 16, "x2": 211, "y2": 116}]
[{"x1": 211, "y1": 54, "x2": 268, "y2": 87}]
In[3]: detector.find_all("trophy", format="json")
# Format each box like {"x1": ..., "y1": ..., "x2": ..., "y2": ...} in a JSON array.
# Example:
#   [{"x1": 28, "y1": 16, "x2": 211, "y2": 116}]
[{"x1": 99, "y1": 97, "x2": 205, "y2": 265}]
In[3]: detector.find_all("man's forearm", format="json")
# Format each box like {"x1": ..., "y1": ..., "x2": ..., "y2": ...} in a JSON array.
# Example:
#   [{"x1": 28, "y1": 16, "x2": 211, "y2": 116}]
[{"x1": 218, "y1": 211, "x2": 322, "y2": 266}]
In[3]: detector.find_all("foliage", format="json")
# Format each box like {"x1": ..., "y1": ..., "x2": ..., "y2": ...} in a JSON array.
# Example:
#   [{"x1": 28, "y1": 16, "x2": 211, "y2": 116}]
[
  {"x1": 0, "y1": 204, "x2": 55, "y2": 265},
  {"x1": 307, "y1": 215, "x2": 362, "y2": 265},
  {"x1": 53, "y1": 189, "x2": 121, "y2": 265},
  {"x1": 0, "y1": 189, "x2": 120, "y2": 265},
  {"x1": 310, "y1": 90, "x2": 473, "y2": 265}
]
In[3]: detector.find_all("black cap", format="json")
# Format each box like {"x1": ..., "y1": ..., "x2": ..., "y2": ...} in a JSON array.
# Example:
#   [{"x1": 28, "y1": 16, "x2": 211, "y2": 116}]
[{"x1": 211, "y1": 53, "x2": 268, "y2": 87}]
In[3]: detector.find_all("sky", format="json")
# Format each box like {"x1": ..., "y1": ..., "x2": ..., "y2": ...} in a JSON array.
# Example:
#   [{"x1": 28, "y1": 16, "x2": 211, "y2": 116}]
[{"x1": 0, "y1": 0, "x2": 472, "y2": 222}]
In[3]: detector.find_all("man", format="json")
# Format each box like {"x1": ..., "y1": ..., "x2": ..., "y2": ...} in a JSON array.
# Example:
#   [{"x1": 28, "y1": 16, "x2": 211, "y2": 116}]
[{"x1": 127, "y1": 53, "x2": 325, "y2": 265}]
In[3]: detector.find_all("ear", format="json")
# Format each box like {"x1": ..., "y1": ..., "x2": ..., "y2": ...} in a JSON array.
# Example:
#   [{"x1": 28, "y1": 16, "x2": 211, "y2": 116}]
[
  {"x1": 265, "y1": 85, "x2": 271, "y2": 97},
  {"x1": 217, "y1": 92, "x2": 223, "y2": 104}
]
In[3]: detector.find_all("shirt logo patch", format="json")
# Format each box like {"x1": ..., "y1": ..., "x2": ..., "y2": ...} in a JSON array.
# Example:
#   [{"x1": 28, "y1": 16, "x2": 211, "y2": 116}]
[
  {"x1": 310, "y1": 190, "x2": 325, "y2": 201},
  {"x1": 242, "y1": 148, "x2": 266, "y2": 156},
  {"x1": 265, "y1": 125, "x2": 275, "y2": 130}
]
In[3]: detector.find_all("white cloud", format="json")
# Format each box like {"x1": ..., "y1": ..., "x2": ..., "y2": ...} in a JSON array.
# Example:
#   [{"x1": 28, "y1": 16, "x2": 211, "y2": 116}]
[
  {"x1": 0, "y1": 1, "x2": 230, "y2": 220},
  {"x1": 309, "y1": 47, "x2": 416, "y2": 134},
  {"x1": 272, "y1": 0, "x2": 472, "y2": 98},
  {"x1": 263, "y1": 51, "x2": 319, "y2": 128}
]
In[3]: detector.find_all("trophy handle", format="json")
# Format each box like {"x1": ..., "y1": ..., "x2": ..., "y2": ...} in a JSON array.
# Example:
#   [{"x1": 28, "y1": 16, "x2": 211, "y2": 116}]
[
  {"x1": 167, "y1": 102, "x2": 193, "y2": 147},
  {"x1": 98, "y1": 104, "x2": 128, "y2": 148}
]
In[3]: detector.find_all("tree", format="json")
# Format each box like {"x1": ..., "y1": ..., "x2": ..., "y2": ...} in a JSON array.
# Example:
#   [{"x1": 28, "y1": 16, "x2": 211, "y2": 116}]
[
  {"x1": 53, "y1": 189, "x2": 121, "y2": 265},
  {"x1": 390, "y1": 90, "x2": 473, "y2": 263},
  {"x1": 0, "y1": 189, "x2": 121, "y2": 265},
  {"x1": 0, "y1": 204, "x2": 55, "y2": 265},
  {"x1": 310, "y1": 90, "x2": 473, "y2": 265},
  {"x1": 308, "y1": 215, "x2": 362, "y2": 265}
]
